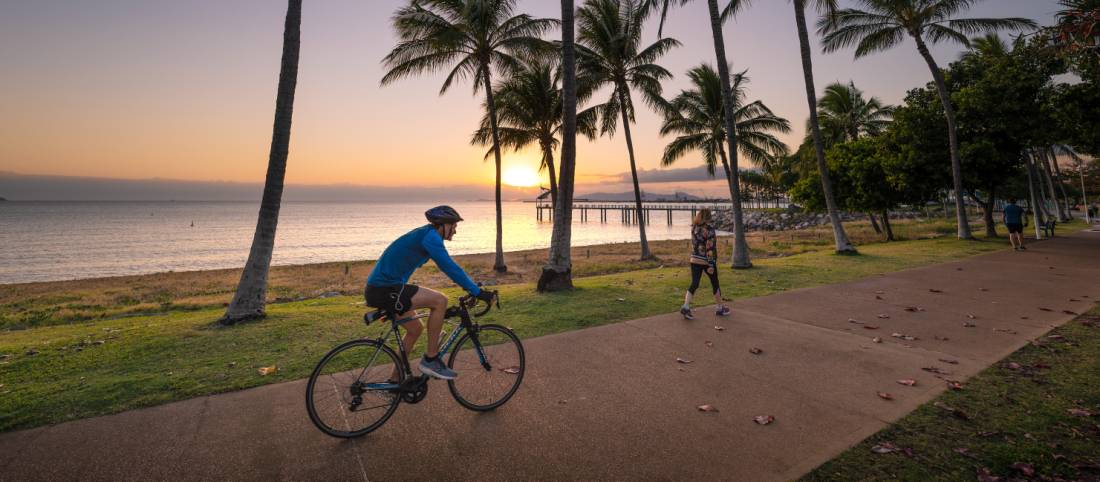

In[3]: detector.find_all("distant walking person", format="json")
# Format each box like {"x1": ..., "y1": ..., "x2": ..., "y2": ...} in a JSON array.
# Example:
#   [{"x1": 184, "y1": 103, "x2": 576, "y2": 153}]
[
  {"x1": 680, "y1": 208, "x2": 730, "y2": 320},
  {"x1": 1003, "y1": 198, "x2": 1027, "y2": 251}
]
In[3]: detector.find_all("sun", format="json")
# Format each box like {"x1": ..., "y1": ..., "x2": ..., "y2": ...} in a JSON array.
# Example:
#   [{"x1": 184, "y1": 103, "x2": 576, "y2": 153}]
[{"x1": 502, "y1": 164, "x2": 541, "y2": 187}]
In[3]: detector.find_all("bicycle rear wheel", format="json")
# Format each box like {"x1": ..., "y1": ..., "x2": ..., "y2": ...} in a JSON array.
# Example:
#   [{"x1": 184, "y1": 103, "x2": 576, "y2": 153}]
[
  {"x1": 306, "y1": 339, "x2": 404, "y2": 438},
  {"x1": 447, "y1": 324, "x2": 525, "y2": 411}
]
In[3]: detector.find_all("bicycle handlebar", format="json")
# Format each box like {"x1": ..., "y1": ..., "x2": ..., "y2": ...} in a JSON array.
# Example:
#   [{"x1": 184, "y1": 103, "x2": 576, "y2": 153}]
[{"x1": 459, "y1": 290, "x2": 499, "y2": 317}]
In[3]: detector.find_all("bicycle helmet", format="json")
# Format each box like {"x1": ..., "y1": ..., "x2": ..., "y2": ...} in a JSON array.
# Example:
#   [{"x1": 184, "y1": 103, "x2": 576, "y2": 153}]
[{"x1": 425, "y1": 205, "x2": 463, "y2": 224}]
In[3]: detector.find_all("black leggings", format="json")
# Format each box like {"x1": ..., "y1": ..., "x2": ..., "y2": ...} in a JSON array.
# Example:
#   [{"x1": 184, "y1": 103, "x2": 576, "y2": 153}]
[{"x1": 688, "y1": 263, "x2": 720, "y2": 295}]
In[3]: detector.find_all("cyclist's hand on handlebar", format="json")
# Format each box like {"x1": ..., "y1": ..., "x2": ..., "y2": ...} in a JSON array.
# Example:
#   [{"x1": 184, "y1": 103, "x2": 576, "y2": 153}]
[{"x1": 475, "y1": 289, "x2": 495, "y2": 304}]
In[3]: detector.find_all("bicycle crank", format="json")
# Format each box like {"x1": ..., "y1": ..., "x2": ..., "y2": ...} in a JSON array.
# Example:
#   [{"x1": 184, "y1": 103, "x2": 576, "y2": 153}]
[{"x1": 401, "y1": 375, "x2": 430, "y2": 404}]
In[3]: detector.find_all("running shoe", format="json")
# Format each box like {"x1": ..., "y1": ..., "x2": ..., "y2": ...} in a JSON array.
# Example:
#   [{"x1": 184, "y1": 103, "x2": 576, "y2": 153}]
[
  {"x1": 680, "y1": 307, "x2": 694, "y2": 320},
  {"x1": 716, "y1": 305, "x2": 731, "y2": 317},
  {"x1": 419, "y1": 357, "x2": 457, "y2": 380}
]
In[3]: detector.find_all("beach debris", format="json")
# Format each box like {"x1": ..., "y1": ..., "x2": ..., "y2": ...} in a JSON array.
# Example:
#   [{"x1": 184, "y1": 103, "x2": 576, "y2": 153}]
[
  {"x1": 877, "y1": 314, "x2": 890, "y2": 319},
  {"x1": 891, "y1": 332, "x2": 918, "y2": 341},
  {"x1": 753, "y1": 415, "x2": 775, "y2": 425},
  {"x1": 922, "y1": 367, "x2": 952, "y2": 375},
  {"x1": 863, "y1": 325, "x2": 880, "y2": 330},
  {"x1": 257, "y1": 366, "x2": 277, "y2": 376},
  {"x1": 871, "y1": 337, "x2": 882, "y2": 343},
  {"x1": 501, "y1": 367, "x2": 521, "y2": 375},
  {"x1": 714, "y1": 326, "x2": 725, "y2": 331},
  {"x1": 877, "y1": 391, "x2": 894, "y2": 401},
  {"x1": 697, "y1": 404, "x2": 719, "y2": 413},
  {"x1": 938, "y1": 358, "x2": 959, "y2": 365},
  {"x1": 749, "y1": 347, "x2": 763, "y2": 355},
  {"x1": 934, "y1": 401, "x2": 970, "y2": 420},
  {"x1": 676, "y1": 357, "x2": 693, "y2": 364},
  {"x1": 1010, "y1": 463, "x2": 1035, "y2": 477},
  {"x1": 870, "y1": 442, "x2": 899, "y2": 454},
  {"x1": 929, "y1": 288, "x2": 943, "y2": 293},
  {"x1": 896, "y1": 379, "x2": 917, "y2": 386},
  {"x1": 1067, "y1": 408, "x2": 1094, "y2": 417}
]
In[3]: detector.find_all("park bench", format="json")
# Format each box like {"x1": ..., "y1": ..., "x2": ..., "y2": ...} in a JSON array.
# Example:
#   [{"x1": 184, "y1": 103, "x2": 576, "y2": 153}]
[{"x1": 1041, "y1": 219, "x2": 1056, "y2": 238}]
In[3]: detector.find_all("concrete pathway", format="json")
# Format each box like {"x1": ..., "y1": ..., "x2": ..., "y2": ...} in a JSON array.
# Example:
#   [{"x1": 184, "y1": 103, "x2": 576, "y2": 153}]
[{"x1": 3, "y1": 231, "x2": 1099, "y2": 481}]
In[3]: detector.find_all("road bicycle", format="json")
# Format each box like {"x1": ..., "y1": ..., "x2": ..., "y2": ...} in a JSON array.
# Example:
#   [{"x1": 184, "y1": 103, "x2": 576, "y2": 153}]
[{"x1": 305, "y1": 290, "x2": 525, "y2": 438}]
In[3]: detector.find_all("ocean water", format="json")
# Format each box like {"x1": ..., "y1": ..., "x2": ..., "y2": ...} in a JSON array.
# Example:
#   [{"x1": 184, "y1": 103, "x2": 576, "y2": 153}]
[{"x1": 0, "y1": 201, "x2": 704, "y2": 284}]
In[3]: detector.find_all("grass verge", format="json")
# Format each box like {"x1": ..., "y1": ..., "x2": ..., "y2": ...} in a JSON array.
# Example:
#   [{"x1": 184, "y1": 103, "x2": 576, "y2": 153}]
[
  {"x1": 802, "y1": 305, "x2": 1100, "y2": 481},
  {"x1": 0, "y1": 220, "x2": 1089, "y2": 433}
]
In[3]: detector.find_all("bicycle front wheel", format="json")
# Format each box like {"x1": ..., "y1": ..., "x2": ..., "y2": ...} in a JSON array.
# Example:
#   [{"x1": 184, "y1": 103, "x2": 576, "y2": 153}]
[
  {"x1": 306, "y1": 339, "x2": 404, "y2": 438},
  {"x1": 447, "y1": 324, "x2": 525, "y2": 411}
]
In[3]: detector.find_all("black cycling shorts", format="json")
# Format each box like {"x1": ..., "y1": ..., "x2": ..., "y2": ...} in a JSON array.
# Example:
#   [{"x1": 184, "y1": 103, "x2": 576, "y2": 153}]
[
  {"x1": 365, "y1": 284, "x2": 419, "y2": 314},
  {"x1": 1006, "y1": 223, "x2": 1023, "y2": 234}
]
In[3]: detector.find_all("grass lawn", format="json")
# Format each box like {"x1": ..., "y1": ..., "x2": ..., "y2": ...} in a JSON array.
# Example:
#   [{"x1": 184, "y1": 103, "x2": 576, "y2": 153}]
[
  {"x1": 0, "y1": 219, "x2": 1089, "y2": 433},
  {"x1": 802, "y1": 305, "x2": 1100, "y2": 482}
]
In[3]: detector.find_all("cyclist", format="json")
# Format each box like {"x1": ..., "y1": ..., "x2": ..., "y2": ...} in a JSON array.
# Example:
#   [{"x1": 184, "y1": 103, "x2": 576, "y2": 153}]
[{"x1": 364, "y1": 205, "x2": 493, "y2": 380}]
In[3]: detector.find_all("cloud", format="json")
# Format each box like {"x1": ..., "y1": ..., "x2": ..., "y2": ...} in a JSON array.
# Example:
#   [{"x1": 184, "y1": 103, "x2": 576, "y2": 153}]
[{"x1": 615, "y1": 165, "x2": 724, "y2": 183}]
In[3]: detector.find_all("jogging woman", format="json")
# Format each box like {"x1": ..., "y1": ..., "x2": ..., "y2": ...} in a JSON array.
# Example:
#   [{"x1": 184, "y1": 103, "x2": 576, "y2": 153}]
[{"x1": 680, "y1": 208, "x2": 730, "y2": 320}]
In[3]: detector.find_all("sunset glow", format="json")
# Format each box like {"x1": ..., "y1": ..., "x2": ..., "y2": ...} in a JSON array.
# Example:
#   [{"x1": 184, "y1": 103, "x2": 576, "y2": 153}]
[{"x1": 502, "y1": 165, "x2": 541, "y2": 188}]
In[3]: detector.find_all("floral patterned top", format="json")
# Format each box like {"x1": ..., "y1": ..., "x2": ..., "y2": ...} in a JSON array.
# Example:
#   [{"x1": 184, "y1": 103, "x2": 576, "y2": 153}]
[{"x1": 691, "y1": 224, "x2": 717, "y2": 266}]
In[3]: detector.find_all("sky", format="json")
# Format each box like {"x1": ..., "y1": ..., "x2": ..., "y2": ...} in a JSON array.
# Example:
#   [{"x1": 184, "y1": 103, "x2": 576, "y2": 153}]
[{"x1": 0, "y1": 0, "x2": 1068, "y2": 199}]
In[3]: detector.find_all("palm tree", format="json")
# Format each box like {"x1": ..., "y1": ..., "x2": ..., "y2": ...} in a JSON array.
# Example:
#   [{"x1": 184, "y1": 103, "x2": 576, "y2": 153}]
[
  {"x1": 576, "y1": 0, "x2": 680, "y2": 260},
  {"x1": 471, "y1": 60, "x2": 598, "y2": 207},
  {"x1": 539, "y1": 0, "x2": 580, "y2": 292},
  {"x1": 659, "y1": 64, "x2": 791, "y2": 212},
  {"x1": 222, "y1": 0, "x2": 302, "y2": 324},
  {"x1": 644, "y1": 0, "x2": 753, "y2": 267},
  {"x1": 819, "y1": 0, "x2": 1037, "y2": 240},
  {"x1": 382, "y1": 0, "x2": 557, "y2": 273},
  {"x1": 814, "y1": 81, "x2": 894, "y2": 144},
  {"x1": 791, "y1": 0, "x2": 861, "y2": 255}
]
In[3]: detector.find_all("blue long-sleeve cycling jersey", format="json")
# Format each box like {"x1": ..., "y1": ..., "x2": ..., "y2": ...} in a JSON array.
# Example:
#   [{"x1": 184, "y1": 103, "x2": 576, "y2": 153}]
[{"x1": 366, "y1": 225, "x2": 481, "y2": 295}]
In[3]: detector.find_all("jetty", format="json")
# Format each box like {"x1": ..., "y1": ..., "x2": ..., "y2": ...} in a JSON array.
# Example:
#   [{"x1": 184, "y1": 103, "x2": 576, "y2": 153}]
[{"x1": 530, "y1": 197, "x2": 790, "y2": 224}]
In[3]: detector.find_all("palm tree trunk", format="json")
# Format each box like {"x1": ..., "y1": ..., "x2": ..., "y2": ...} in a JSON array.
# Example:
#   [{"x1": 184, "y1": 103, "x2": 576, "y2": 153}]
[
  {"x1": 222, "y1": 0, "x2": 302, "y2": 324},
  {"x1": 616, "y1": 86, "x2": 652, "y2": 260},
  {"x1": 913, "y1": 36, "x2": 973, "y2": 240},
  {"x1": 480, "y1": 64, "x2": 508, "y2": 273},
  {"x1": 707, "y1": 0, "x2": 750, "y2": 268},
  {"x1": 1048, "y1": 147, "x2": 1072, "y2": 218},
  {"x1": 717, "y1": 142, "x2": 739, "y2": 225},
  {"x1": 543, "y1": 140, "x2": 558, "y2": 207},
  {"x1": 867, "y1": 212, "x2": 882, "y2": 234},
  {"x1": 539, "y1": 0, "x2": 576, "y2": 292},
  {"x1": 881, "y1": 210, "x2": 894, "y2": 241},
  {"x1": 1042, "y1": 148, "x2": 1070, "y2": 220},
  {"x1": 793, "y1": 0, "x2": 856, "y2": 255},
  {"x1": 1027, "y1": 154, "x2": 1044, "y2": 238}
]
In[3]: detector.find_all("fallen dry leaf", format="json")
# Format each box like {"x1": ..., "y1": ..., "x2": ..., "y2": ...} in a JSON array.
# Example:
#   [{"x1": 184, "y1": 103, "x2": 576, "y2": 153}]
[
  {"x1": 1004, "y1": 362, "x2": 1022, "y2": 370},
  {"x1": 1063, "y1": 310, "x2": 1079, "y2": 315},
  {"x1": 897, "y1": 379, "x2": 917, "y2": 386},
  {"x1": 891, "y1": 332, "x2": 918, "y2": 341},
  {"x1": 939, "y1": 358, "x2": 959, "y2": 365},
  {"x1": 929, "y1": 288, "x2": 943, "y2": 293},
  {"x1": 753, "y1": 415, "x2": 775, "y2": 425},
  {"x1": 874, "y1": 290, "x2": 885, "y2": 295},
  {"x1": 875, "y1": 295, "x2": 884, "y2": 300},
  {"x1": 749, "y1": 347, "x2": 763, "y2": 355},
  {"x1": 704, "y1": 341, "x2": 714, "y2": 348},
  {"x1": 904, "y1": 306, "x2": 921, "y2": 312},
  {"x1": 616, "y1": 298, "x2": 625, "y2": 302},
  {"x1": 1069, "y1": 298, "x2": 1081, "y2": 302},
  {"x1": 978, "y1": 288, "x2": 989, "y2": 292},
  {"x1": 947, "y1": 381, "x2": 964, "y2": 391},
  {"x1": 877, "y1": 391, "x2": 895, "y2": 401},
  {"x1": 1067, "y1": 408, "x2": 1093, "y2": 417},
  {"x1": 872, "y1": 337, "x2": 882, "y2": 343},
  {"x1": 1010, "y1": 463, "x2": 1035, "y2": 477},
  {"x1": 934, "y1": 401, "x2": 970, "y2": 420},
  {"x1": 501, "y1": 367, "x2": 521, "y2": 375},
  {"x1": 676, "y1": 357, "x2": 693, "y2": 364},
  {"x1": 963, "y1": 322, "x2": 977, "y2": 328},
  {"x1": 697, "y1": 404, "x2": 719, "y2": 413},
  {"x1": 871, "y1": 442, "x2": 899, "y2": 454},
  {"x1": 976, "y1": 467, "x2": 1001, "y2": 482},
  {"x1": 864, "y1": 325, "x2": 880, "y2": 330},
  {"x1": 967, "y1": 314, "x2": 976, "y2": 319},
  {"x1": 257, "y1": 366, "x2": 277, "y2": 376},
  {"x1": 934, "y1": 335, "x2": 950, "y2": 341},
  {"x1": 714, "y1": 326, "x2": 725, "y2": 331},
  {"x1": 848, "y1": 318, "x2": 863, "y2": 324},
  {"x1": 877, "y1": 314, "x2": 890, "y2": 319},
  {"x1": 954, "y1": 447, "x2": 977, "y2": 459},
  {"x1": 1038, "y1": 307, "x2": 1054, "y2": 312},
  {"x1": 922, "y1": 367, "x2": 952, "y2": 375}
]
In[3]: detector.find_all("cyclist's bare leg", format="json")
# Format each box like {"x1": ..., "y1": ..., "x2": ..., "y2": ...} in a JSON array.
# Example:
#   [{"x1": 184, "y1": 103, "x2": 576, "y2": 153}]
[
  {"x1": 389, "y1": 314, "x2": 421, "y2": 382},
  {"x1": 409, "y1": 287, "x2": 448, "y2": 358}
]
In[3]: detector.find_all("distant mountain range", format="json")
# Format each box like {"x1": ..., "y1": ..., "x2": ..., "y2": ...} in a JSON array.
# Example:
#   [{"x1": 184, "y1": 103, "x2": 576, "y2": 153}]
[{"x1": 576, "y1": 191, "x2": 713, "y2": 202}]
